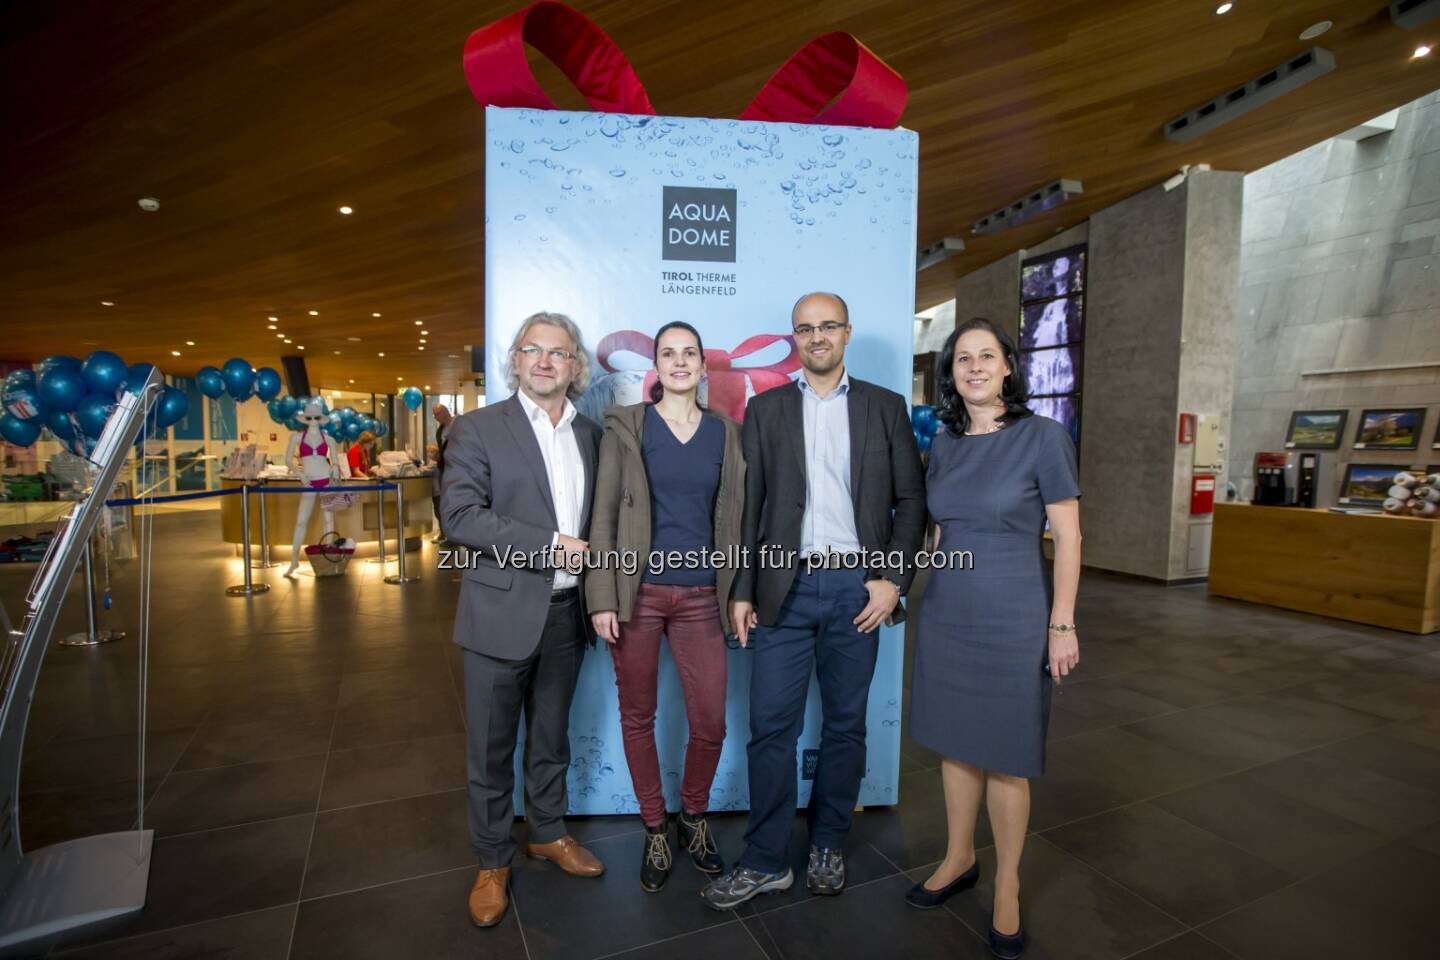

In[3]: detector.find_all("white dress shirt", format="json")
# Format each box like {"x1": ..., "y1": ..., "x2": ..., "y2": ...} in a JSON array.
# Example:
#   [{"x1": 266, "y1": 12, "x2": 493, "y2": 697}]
[
  {"x1": 516, "y1": 389, "x2": 585, "y2": 590},
  {"x1": 798, "y1": 370, "x2": 861, "y2": 556}
]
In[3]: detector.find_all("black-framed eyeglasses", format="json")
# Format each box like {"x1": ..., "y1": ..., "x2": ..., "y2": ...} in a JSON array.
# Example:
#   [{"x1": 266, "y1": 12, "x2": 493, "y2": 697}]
[
  {"x1": 517, "y1": 344, "x2": 576, "y2": 363},
  {"x1": 792, "y1": 321, "x2": 848, "y2": 339}
]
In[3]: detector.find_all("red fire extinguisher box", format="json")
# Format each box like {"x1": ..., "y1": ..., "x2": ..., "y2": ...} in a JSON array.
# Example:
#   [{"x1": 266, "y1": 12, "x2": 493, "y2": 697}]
[{"x1": 1191, "y1": 474, "x2": 1216, "y2": 514}]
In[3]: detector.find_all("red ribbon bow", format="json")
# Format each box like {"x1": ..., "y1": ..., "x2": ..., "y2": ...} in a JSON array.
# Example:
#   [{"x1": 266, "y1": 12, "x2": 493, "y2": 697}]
[
  {"x1": 595, "y1": 330, "x2": 802, "y2": 422},
  {"x1": 464, "y1": 1, "x2": 906, "y2": 128}
]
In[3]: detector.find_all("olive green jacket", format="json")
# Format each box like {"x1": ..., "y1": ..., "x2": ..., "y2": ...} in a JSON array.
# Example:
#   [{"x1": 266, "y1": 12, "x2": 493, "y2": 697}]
[{"x1": 584, "y1": 402, "x2": 746, "y2": 634}]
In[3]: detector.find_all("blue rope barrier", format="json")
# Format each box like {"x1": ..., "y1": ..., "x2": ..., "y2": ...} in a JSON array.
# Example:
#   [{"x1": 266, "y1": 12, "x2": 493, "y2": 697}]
[{"x1": 103, "y1": 482, "x2": 399, "y2": 507}]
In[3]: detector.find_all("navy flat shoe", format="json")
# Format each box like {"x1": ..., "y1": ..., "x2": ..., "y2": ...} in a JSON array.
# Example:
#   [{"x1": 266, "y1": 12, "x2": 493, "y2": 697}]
[
  {"x1": 904, "y1": 861, "x2": 979, "y2": 909},
  {"x1": 989, "y1": 912, "x2": 1025, "y2": 959}
]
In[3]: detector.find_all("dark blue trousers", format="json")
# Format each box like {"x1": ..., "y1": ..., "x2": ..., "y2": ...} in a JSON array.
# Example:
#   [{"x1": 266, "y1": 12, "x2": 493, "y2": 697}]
[{"x1": 740, "y1": 567, "x2": 879, "y2": 874}]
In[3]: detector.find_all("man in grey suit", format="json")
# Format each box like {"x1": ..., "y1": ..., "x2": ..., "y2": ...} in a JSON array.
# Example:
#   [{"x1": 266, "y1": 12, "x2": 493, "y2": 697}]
[{"x1": 441, "y1": 311, "x2": 606, "y2": 929}]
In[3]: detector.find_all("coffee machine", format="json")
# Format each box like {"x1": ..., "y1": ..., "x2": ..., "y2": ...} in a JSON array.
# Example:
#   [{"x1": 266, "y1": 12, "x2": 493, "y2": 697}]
[{"x1": 1253, "y1": 451, "x2": 1326, "y2": 507}]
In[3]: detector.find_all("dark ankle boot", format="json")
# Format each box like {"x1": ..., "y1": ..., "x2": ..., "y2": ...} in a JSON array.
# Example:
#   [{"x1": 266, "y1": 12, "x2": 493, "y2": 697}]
[
  {"x1": 677, "y1": 811, "x2": 724, "y2": 874},
  {"x1": 640, "y1": 821, "x2": 672, "y2": 892}
]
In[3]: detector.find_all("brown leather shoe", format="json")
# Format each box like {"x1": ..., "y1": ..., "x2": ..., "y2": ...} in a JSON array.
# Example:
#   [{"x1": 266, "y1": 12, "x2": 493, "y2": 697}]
[
  {"x1": 526, "y1": 835, "x2": 605, "y2": 877},
  {"x1": 468, "y1": 866, "x2": 510, "y2": 927}
]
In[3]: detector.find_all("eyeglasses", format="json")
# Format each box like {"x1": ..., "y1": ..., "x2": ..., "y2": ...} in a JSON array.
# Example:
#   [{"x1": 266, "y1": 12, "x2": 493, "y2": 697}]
[
  {"x1": 792, "y1": 321, "x2": 848, "y2": 339},
  {"x1": 517, "y1": 344, "x2": 576, "y2": 363}
]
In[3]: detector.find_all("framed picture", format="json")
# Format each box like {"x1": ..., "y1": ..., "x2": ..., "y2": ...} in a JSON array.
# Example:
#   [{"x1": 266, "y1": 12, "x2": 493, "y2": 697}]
[
  {"x1": 1434, "y1": 417, "x2": 1440, "y2": 450},
  {"x1": 1284, "y1": 409, "x2": 1347, "y2": 449},
  {"x1": 1354, "y1": 408, "x2": 1425, "y2": 450},
  {"x1": 1338, "y1": 463, "x2": 1399, "y2": 505}
]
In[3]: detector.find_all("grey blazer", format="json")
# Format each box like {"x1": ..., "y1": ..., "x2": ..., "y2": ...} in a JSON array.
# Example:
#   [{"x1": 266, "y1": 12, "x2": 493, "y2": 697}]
[{"x1": 441, "y1": 394, "x2": 602, "y2": 659}]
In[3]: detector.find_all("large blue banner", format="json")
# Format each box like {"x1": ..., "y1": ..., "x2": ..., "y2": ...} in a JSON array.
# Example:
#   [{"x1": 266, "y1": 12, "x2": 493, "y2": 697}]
[{"x1": 485, "y1": 107, "x2": 918, "y2": 814}]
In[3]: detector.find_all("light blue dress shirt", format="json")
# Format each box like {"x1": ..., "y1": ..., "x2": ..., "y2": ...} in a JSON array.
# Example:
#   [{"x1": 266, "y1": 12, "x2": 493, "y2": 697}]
[{"x1": 798, "y1": 371, "x2": 862, "y2": 556}]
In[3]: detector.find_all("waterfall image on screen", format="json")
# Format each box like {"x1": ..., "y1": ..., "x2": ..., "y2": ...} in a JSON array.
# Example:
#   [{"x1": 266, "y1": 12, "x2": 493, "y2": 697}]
[
  {"x1": 1020, "y1": 296, "x2": 1083, "y2": 350},
  {"x1": 1021, "y1": 345, "x2": 1079, "y2": 399},
  {"x1": 1021, "y1": 250, "x2": 1085, "y2": 301}
]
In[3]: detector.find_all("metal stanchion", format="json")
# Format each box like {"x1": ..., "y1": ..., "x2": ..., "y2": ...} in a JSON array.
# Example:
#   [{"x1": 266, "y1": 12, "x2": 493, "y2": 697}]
[
  {"x1": 384, "y1": 481, "x2": 419, "y2": 584},
  {"x1": 60, "y1": 541, "x2": 125, "y2": 646},
  {"x1": 251, "y1": 480, "x2": 279, "y2": 568},
  {"x1": 226, "y1": 484, "x2": 270, "y2": 596},
  {"x1": 367, "y1": 483, "x2": 390, "y2": 565}
]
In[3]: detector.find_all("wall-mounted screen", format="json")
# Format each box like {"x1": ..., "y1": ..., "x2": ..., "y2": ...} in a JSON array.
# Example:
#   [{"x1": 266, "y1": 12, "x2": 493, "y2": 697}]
[
  {"x1": 1028, "y1": 396, "x2": 1080, "y2": 445},
  {"x1": 1021, "y1": 248, "x2": 1085, "y2": 301},
  {"x1": 1021, "y1": 345, "x2": 1080, "y2": 398},
  {"x1": 1020, "y1": 296, "x2": 1084, "y2": 350}
]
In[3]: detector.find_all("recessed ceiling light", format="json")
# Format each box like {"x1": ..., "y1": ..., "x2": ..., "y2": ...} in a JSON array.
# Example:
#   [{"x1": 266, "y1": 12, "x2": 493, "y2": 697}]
[
  {"x1": 1299, "y1": 20, "x2": 1331, "y2": 39},
  {"x1": 268, "y1": 315, "x2": 278, "y2": 321},
  {"x1": 100, "y1": 300, "x2": 115, "y2": 307},
  {"x1": 268, "y1": 324, "x2": 278, "y2": 330},
  {"x1": 298, "y1": 345, "x2": 305, "y2": 350},
  {"x1": 420, "y1": 330, "x2": 429, "y2": 336},
  {"x1": 349, "y1": 379, "x2": 355, "y2": 384},
  {"x1": 1416, "y1": 44, "x2": 1433, "y2": 59},
  {"x1": 1215, "y1": 2, "x2": 1232, "y2": 13},
  {"x1": 284, "y1": 339, "x2": 292, "y2": 344},
  {"x1": 171, "y1": 350, "x2": 181, "y2": 356},
  {"x1": 333, "y1": 350, "x2": 341, "y2": 355},
  {"x1": 419, "y1": 339, "x2": 427, "y2": 344},
  {"x1": 372, "y1": 312, "x2": 381, "y2": 318},
  {"x1": 347, "y1": 336, "x2": 361, "y2": 342},
  {"x1": 308, "y1": 310, "x2": 319, "y2": 316},
  {"x1": 448, "y1": 354, "x2": 459, "y2": 359},
  {"x1": 185, "y1": 340, "x2": 196, "y2": 346},
  {"x1": 419, "y1": 346, "x2": 425, "y2": 351},
  {"x1": 378, "y1": 352, "x2": 385, "y2": 357},
  {"x1": 338, "y1": 206, "x2": 353, "y2": 215},
  {"x1": 414, "y1": 321, "x2": 422, "y2": 326},
  {"x1": 138, "y1": 197, "x2": 160, "y2": 211},
  {"x1": 425, "y1": 384, "x2": 431, "y2": 390},
  {"x1": 276, "y1": 333, "x2": 285, "y2": 338}
]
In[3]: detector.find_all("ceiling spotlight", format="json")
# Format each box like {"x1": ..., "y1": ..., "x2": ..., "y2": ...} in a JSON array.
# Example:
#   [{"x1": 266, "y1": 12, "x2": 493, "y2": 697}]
[
  {"x1": 268, "y1": 316, "x2": 278, "y2": 321},
  {"x1": 378, "y1": 352, "x2": 385, "y2": 357},
  {"x1": 308, "y1": 310, "x2": 319, "y2": 316},
  {"x1": 347, "y1": 336, "x2": 361, "y2": 342},
  {"x1": 338, "y1": 205, "x2": 353, "y2": 215},
  {"x1": 100, "y1": 300, "x2": 115, "y2": 307},
  {"x1": 138, "y1": 197, "x2": 160, "y2": 211},
  {"x1": 420, "y1": 330, "x2": 429, "y2": 336},
  {"x1": 396, "y1": 376, "x2": 403, "y2": 381},
  {"x1": 268, "y1": 324, "x2": 278, "y2": 330},
  {"x1": 349, "y1": 379, "x2": 355, "y2": 384},
  {"x1": 1299, "y1": 20, "x2": 1332, "y2": 39},
  {"x1": 171, "y1": 350, "x2": 181, "y2": 356},
  {"x1": 448, "y1": 354, "x2": 459, "y2": 359},
  {"x1": 298, "y1": 345, "x2": 305, "y2": 350},
  {"x1": 414, "y1": 321, "x2": 423, "y2": 326},
  {"x1": 334, "y1": 350, "x2": 341, "y2": 355},
  {"x1": 419, "y1": 339, "x2": 427, "y2": 344},
  {"x1": 276, "y1": 333, "x2": 284, "y2": 339},
  {"x1": 372, "y1": 312, "x2": 381, "y2": 317},
  {"x1": 425, "y1": 384, "x2": 431, "y2": 390},
  {"x1": 419, "y1": 346, "x2": 425, "y2": 351},
  {"x1": 284, "y1": 339, "x2": 292, "y2": 344},
  {"x1": 1215, "y1": 2, "x2": 1232, "y2": 14},
  {"x1": 1416, "y1": 44, "x2": 1433, "y2": 58},
  {"x1": 185, "y1": 340, "x2": 195, "y2": 346}
]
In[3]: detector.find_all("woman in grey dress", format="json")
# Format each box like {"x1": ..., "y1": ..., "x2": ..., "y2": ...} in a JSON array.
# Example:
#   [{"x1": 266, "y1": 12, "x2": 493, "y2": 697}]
[{"x1": 905, "y1": 317, "x2": 1082, "y2": 959}]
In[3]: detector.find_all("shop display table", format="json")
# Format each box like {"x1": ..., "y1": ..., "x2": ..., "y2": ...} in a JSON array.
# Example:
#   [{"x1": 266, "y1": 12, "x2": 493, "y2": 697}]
[{"x1": 1209, "y1": 502, "x2": 1440, "y2": 635}]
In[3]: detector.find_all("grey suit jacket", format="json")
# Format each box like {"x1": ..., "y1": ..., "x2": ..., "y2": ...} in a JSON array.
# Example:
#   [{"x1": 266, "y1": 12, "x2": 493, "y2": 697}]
[
  {"x1": 441, "y1": 394, "x2": 602, "y2": 659},
  {"x1": 731, "y1": 377, "x2": 926, "y2": 627}
]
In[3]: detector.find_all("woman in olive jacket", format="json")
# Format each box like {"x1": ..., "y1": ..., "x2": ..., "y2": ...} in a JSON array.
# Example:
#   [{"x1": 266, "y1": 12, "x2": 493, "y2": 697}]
[{"x1": 586, "y1": 320, "x2": 746, "y2": 894}]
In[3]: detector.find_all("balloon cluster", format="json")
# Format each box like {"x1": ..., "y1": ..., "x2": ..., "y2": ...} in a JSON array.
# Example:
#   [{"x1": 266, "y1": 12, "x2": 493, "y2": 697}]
[
  {"x1": 265, "y1": 397, "x2": 387, "y2": 440},
  {"x1": 911, "y1": 405, "x2": 941, "y2": 454},
  {"x1": 195, "y1": 359, "x2": 283, "y2": 405},
  {"x1": 1, "y1": 352, "x2": 189, "y2": 455}
]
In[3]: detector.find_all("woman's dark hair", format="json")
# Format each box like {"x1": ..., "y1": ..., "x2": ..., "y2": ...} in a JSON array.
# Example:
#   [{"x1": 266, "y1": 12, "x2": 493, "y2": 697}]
[
  {"x1": 936, "y1": 317, "x2": 1032, "y2": 437},
  {"x1": 648, "y1": 320, "x2": 706, "y2": 404}
]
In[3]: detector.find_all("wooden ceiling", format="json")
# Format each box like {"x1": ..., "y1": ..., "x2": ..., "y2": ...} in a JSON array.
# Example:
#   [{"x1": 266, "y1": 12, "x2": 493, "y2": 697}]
[{"x1": 2, "y1": 1, "x2": 1437, "y2": 396}]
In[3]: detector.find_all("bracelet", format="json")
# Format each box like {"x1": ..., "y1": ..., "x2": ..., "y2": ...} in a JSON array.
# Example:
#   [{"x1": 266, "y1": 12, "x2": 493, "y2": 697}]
[{"x1": 1048, "y1": 623, "x2": 1076, "y2": 633}]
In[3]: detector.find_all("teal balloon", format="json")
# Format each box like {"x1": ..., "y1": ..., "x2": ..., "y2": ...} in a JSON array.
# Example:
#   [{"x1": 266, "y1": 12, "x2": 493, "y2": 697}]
[
  {"x1": 0, "y1": 412, "x2": 42, "y2": 446},
  {"x1": 266, "y1": 399, "x2": 285, "y2": 423},
  {"x1": 38, "y1": 366, "x2": 87, "y2": 412},
  {"x1": 916, "y1": 430, "x2": 933, "y2": 454},
  {"x1": 221, "y1": 358, "x2": 254, "y2": 400},
  {"x1": 277, "y1": 395, "x2": 299, "y2": 419},
  {"x1": 46, "y1": 410, "x2": 79, "y2": 440},
  {"x1": 3, "y1": 370, "x2": 46, "y2": 420},
  {"x1": 254, "y1": 367, "x2": 282, "y2": 402},
  {"x1": 344, "y1": 419, "x2": 364, "y2": 441},
  {"x1": 196, "y1": 366, "x2": 225, "y2": 399},
  {"x1": 155, "y1": 386, "x2": 189, "y2": 428},
  {"x1": 402, "y1": 386, "x2": 423, "y2": 411},
  {"x1": 76, "y1": 392, "x2": 117, "y2": 436},
  {"x1": 38, "y1": 355, "x2": 81, "y2": 377},
  {"x1": 81, "y1": 351, "x2": 128, "y2": 395},
  {"x1": 123, "y1": 362, "x2": 158, "y2": 395},
  {"x1": 337, "y1": 406, "x2": 356, "y2": 422}
]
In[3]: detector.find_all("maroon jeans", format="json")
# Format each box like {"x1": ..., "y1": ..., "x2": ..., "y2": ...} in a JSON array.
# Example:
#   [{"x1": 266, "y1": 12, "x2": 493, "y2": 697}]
[{"x1": 610, "y1": 583, "x2": 728, "y2": 827}]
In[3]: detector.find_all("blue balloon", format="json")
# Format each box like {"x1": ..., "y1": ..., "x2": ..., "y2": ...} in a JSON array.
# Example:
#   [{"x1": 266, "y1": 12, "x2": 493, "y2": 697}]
[
  {"x1": 277, "y1": 395, "x2": 299, "y2": 419},
  {"x1": 2, "y1": 370, "x2": 46, "y2": 420},
  {"x1": 123, "y1": 362, "x2": 158, "y2": 396},
  {"x1": 221, "y1": 358, "x2": 255, "y2": 401},
  {"x1": 155, "y1": 386, "x2": 189, "y2": 428},
  {"x1": 266, "y1": 399, "x2": 285, "y2": 423},
  {"x1": 38, "y1": 366, "x2": 87, "y2": 413},
  {"x1": 0, "y1": 412, "x2": 42, "y2": 447},
  {"x1": 38, "y1": 355, "x2": 81, "y2": 378},
  {"x1": 375, "y1": 421, "x2": 388, "y2": 437},
  {"x1": 45, "y1": 410, "x2": 78, "y2": 440},
  {"x1": 196, "y1": 365, "x2": 225, "y2": 399},
  {"x1": 344, "y1": 419, "x2": 364, "y2": 441},
  {"x1": 916, "y1": 430, "x2": 933, "y2": 454},
  {"x1": 76, "y1": 392, "x2": 118, "y2": 437},
  {"x1": 285, "y1": 415, "x2": 305, "y2": 432},
  {"x1": 402, "y1": 386, "x2": 423, "y2": 411},
  {"x1": 81, "y1": 351, "x2": 128, "y2": 395},
  {"x1": 254, "y1": 367, "x2": 282, "y2": 402}
]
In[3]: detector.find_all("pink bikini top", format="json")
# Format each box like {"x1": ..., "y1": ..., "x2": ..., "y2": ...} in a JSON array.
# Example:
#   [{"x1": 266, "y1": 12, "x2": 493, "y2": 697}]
[{"x1": 299, "y1": 438, "x2": 328, "y2": 458}]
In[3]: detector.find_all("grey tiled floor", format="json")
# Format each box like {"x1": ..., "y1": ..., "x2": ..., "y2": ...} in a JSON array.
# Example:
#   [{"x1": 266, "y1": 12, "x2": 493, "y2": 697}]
[{"x1": 3, "y1": 511, "x2": 1438, "y2": 959}]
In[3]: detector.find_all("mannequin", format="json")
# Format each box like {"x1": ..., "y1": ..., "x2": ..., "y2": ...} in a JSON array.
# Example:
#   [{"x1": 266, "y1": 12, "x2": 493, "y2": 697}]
[{"x1": 283, "y1": 402, "x2": 348, "y2": 577}]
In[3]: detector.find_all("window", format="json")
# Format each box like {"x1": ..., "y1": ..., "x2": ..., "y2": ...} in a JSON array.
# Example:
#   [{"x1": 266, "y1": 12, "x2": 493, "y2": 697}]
[{"x1": 1018, "y1": 245, "x2": 1085, "y2": 448}]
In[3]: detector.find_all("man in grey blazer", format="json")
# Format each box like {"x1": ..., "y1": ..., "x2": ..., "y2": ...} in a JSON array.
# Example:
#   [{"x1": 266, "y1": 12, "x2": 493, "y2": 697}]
[
  {"x1": 702, "y1": 292, "x2": 926, "y2": 910},
  {"x1": 441, "y1": 311, "x2": 605, "y2": 928}
]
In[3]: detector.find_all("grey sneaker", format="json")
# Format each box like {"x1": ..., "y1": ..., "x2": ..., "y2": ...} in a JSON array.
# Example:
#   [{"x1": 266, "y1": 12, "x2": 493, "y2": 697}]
[
  {"x1": 806, "y1": 846, "x2": 846, "y2": 895},
  {"x1": 699, "y1": 865, "x2": 794, "y2": 911}
]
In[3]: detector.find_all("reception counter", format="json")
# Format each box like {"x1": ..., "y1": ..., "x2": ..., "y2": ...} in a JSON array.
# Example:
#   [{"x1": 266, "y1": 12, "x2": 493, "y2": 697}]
[
  {"x1": 220, "y1": 476, "x2": 434, "y2": 549},
  {"x1": 1209, "y1": 502, "x2": 1440, "y2": 635}
]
